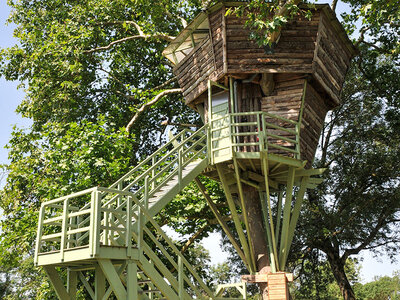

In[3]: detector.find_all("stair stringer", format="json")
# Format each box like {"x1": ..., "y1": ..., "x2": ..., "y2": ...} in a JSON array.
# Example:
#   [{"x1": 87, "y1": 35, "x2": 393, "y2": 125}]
[{"x1": 147, "y1": 158, "x2": 209, "y2": 219}]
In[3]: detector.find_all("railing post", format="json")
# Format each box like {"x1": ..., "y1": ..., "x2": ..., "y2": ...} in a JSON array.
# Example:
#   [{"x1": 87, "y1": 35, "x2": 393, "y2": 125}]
[
  {"x1": 178, "y1": 149, "x2": 183, "y2": 189},
  {"x1": 144, "y1": 177, "x2": 149, "y2": 224},
  {"x1": 126, "y1": 195, "x2": 132, "y2": 257},
  {"x1": 257, "y1": 112, "x2": 264, "y2": 152},
  {"x1": 151, "y1": 156, "x2": 156, "y2": 190},
  {"x1": 89, "y1": 189, "x2": 101, "y2": 257},
  {"x1": 34, "y1": 205, "x2": 45, "y2": 265},
  {"x1": 137, "y1": 206, "x2": 143, "y2": 259},
  {"x1": 207, "y1": 124, "x2": 212, "y2": 165},
  {"x1": 295, "y1": 123, "x2": 301, "y2": 160},
  {"x1": 262, "y1": 112, "x2": 267, "y2": 152},
  {"x1": 178, "y1": 256, "x2": 184, "y2": 299},
  {"x1": 60, "y1": 198, "x2": 69, "y2": 262}
]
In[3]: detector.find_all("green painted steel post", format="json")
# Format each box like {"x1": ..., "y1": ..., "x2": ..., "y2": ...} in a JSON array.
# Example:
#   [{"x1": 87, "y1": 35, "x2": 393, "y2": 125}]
[
  {"x1": 95, "y1": 264, "x2": 106, "y2": 300},
  {"x1": 261, "y1": 113, "x2": 267, "y2": 152},
  {"x1": 279, "y1": 167, "x2": 296, "y2": 269},
  {"x1": 89, "y1": 191, "x2": 95, "y2": 256},
  {"x1": 126, "y1": 195, "x2": 132, "y2": 257},
  {"x1": 151, "y1": 156, "x2": 156, "y2": 190},
  {"x1": 178, "y1": 256, "x2": 184, "y2": 299},
  {"x1": 60, "y1": 198, "x2": 69, "y2": 262},
  {"x1": 282, "y1": 176, "x2": 309, "y2": 267},
  {"x1": 208, "y1": 80, "x2": 213, "y2": 165},
  {"x1": 144, "y1": 177, "x2": 149, "y2": 226},
  {"x1": 34, "y1": 205, "x2": 45, "y2": 265},
  {"x1": 127, "y1": 260, "x2": 138, "y2": 300},
  {"x1": 258, "y1": 112, "x2": 265, "y2": 152},
  {"x1": 67, "y1": 269, "x2": 77, "y2": 300},
  {"x1": 261, "y1": 152, "x2": 280, "y2": 270},
  {"x1": 275, "y1": 190, "x2": 283, "y2": 244},
  {"x1": 178, "y1": 149, "x2": 183, "y2": 189}
]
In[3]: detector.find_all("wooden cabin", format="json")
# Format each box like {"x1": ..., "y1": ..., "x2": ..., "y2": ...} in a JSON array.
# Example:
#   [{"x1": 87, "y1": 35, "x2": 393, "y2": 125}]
[{"x1": 163, "y1": 2, "x2": 356, "y2": 165}]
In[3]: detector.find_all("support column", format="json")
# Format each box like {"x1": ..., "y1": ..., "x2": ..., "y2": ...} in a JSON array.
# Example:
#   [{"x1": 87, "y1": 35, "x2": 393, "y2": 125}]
[
  {"x1": 43, "y1": 266, "x2": 70, "y2": 300},
  {"x1": 95, "y1": 264, "x2": 106, "y2": 300},
  {"x1": 67, "y1": 269, "x2": 77, "y2": 300},
  {"x1": 127, "y1": 260, "x2": 138, "y2": 300}
]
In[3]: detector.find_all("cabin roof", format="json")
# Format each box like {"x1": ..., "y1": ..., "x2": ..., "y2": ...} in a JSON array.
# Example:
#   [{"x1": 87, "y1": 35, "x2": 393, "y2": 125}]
[{"x1": 163, "y1": 2, "x2": 357, "y2": 65}]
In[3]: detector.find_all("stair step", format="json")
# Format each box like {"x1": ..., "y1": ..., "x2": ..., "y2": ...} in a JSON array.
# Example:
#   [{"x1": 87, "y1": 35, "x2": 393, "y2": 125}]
[{"x1": 139, "y1": 289, "x2": 161, "y2": 294}]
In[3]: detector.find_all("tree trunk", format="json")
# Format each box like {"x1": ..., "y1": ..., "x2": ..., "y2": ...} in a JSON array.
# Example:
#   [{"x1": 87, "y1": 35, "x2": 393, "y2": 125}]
[
  {"x1": 242, "y1": 185, "x2": 270, "y2": 299},
  {"x1": 326, "y1": 251, "x2": 356, "y2": 300}
]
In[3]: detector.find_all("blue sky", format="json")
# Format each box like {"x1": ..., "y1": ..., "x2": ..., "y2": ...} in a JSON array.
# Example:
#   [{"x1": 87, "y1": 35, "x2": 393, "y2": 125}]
[{"x1": 0, "y1": 1, "x2": 398, "y2": 283}]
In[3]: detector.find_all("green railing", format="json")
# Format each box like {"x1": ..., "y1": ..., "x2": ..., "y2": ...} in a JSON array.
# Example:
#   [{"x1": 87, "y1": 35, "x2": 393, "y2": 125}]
[
  {"x1": 34, "y1": 187, "x2": 137, "y2": 262},
  {"x1": 109, "y1": 125, "x2": 207, "y2": 197},
  {"x1": 35, "y1": 186, "x2": 215, "y2": 299},
  {"x1": 35, "y1": 125, "x2": 214, "y2": 298},
  {"x1": 210, "y1": 111, "x2": 300, "y2": 164}
]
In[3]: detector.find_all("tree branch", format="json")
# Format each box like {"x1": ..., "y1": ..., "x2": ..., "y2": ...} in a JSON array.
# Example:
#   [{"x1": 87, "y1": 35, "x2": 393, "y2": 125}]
[
  {"x1": 341, "y1": 211, "x2": 388, "y2": 261},
  {"x1": 331, "y1": 0, "x2": 339, "y2": 12},
  {"x1": 151, "y1": 77, "x2": 177, "y2": 90},
  {"x1": 84, "y1": 32, "x2": 175, "y2": 54},
  {"x1": 125, "y1": 88, "x2": 182, "y2": 132}
]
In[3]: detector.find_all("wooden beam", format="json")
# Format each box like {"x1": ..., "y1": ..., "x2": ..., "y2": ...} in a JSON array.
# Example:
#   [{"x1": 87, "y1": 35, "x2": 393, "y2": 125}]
[{"x1": 241, "y1": 273, "x2": 293, "y2": 283}]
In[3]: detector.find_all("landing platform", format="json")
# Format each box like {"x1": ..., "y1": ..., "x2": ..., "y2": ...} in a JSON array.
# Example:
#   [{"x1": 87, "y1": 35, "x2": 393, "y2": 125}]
[{"x1": 36, "y1": 245, "x2": 138, "y2": 268}]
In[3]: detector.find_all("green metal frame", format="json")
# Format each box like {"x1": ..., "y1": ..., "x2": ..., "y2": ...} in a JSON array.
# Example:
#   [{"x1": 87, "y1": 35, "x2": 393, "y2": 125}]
[{"x1": 35, "y1": 80, "x2": 326, "y2": 298}]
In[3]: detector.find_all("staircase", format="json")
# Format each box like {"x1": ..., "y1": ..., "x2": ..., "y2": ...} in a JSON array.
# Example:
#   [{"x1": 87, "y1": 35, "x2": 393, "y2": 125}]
[{"x1": 34, "y1": 125, "x2": 219, "y2": 300}]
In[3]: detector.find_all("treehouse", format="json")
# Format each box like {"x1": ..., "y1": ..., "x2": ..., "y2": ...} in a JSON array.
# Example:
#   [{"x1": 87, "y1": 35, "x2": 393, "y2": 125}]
[
  {"x1": 34, "y1": 2, "x2": 356, "y2": 300},
  {"x1": 163, "y1": 2, "x2": 356, "y2": 166}
]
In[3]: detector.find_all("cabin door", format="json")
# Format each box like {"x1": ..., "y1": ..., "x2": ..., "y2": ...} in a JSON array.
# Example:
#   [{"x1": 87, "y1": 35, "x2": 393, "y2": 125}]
[{"x1": 208, "y1": 81, "x2": 231, "y2": 164}]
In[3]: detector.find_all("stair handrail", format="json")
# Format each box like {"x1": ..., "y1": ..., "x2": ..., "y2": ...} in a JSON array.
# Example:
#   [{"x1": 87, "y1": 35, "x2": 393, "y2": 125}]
[
  {"x1": 109, "y1": 126, "x2": 201, "y2": 191},
  {"x1": 100, "y1": 125, "x2": 207, "y2": 209}
]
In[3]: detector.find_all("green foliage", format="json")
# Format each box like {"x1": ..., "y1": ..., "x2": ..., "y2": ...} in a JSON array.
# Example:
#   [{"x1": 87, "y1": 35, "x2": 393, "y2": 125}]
[
  {"x1": 293, "y1": 253, "x2": 361, "y2": 300},
  {"x1": 354, "y1": 272, "x2": 400, "y2": 300},
  {"x1": 227, "y1": 0, "x2": 313, "y2": 47}
]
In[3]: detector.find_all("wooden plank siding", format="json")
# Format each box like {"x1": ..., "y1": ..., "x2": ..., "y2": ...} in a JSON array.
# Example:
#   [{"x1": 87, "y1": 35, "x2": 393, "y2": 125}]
[
  {"x1": 225, "y1": 11, "x2": 320, "y2": 74},
  {"x1": 312, "y1": 10, "x2": 353, "y2": 105},
  {"x1": 261, "y1": 76, "x2": 304, "y2": 158},
  {"x1": 300, "y1": 83, "x2": 329, "y2": 164},
  {"x1": 174, "y1": 9, "x2": 225, "y2": 107}
]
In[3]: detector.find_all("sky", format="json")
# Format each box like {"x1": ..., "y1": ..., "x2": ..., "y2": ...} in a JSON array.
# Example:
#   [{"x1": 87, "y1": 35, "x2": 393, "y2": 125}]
[{"x1": 0, "y1": 1, "x2": 398, "y2": 284}]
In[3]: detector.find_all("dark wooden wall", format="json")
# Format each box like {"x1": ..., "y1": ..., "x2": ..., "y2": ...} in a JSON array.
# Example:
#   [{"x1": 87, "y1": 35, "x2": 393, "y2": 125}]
[
  {"x1": 174, "y1": 9, "x2": 225, "y2": 107},
  {"x1": 261, "y1": 75, "x2": 304, "y2": 158},
  {"x1": 300, "y1": 83, "x2": 329, "y2": 164},
  {"x1": 312, "y1": 9, "x2": 353, "y2": 105},
  {"x1": 225, "y1": 11, "x2": 320, "y2": 74}
]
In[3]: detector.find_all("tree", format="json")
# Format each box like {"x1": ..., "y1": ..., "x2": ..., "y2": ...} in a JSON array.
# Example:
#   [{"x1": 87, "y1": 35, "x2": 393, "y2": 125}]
[
  {"x1": 354, "y1": 272, "x2": 400, "y2": 300},
  {"x1": 0, "y1": 0, "x2": 210, "y2": 297},
  {"x1": 1, "y1": 0, "x2": 399, "y2": 299},
  {"x1": 233, "y1": 1, "x2": 400, "y2": 298}
]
